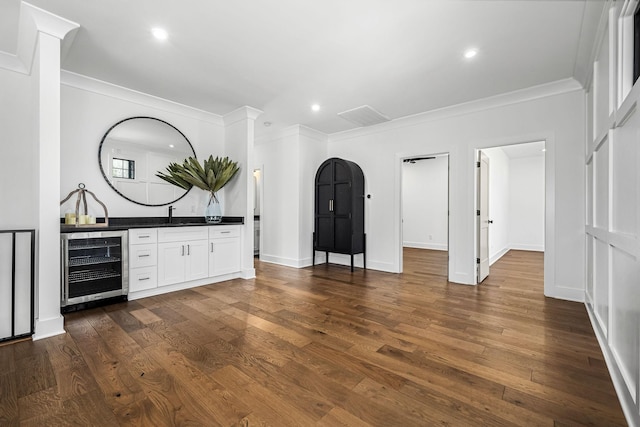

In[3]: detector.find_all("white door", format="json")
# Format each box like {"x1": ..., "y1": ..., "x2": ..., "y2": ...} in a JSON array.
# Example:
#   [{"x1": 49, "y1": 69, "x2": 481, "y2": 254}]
[
  {"x1": 477, "y1": 151, "x2": 490, "y2": 283},
  {"x1": 157, "y1": 242, "x2": 186, "y2": 286},
  {"x1": 185, "y1": 239, "x2": 209, "y2": 281},
  {"x1": 209, "y1": 238, "x2": 241, "y2": 276}
]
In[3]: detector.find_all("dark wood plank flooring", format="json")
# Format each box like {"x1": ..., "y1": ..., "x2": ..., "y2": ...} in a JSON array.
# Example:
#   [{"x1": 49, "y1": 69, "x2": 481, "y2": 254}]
[{"x1": 0, "y1": 249, "x2": 627, "y2": 426}]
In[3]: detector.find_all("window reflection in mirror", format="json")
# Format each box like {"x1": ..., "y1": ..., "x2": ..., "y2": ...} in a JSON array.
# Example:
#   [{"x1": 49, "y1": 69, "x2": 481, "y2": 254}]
[{"x1": 99, "y1": 117, "x2": 196, "y2": 206}]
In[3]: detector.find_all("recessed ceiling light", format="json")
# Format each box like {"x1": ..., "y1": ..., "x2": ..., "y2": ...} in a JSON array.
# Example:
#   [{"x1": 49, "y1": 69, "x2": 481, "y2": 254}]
[
  {"x1": 169, "y1": 144, "x2": 175, "y2": 148},
  {"x1": 152, "y1": 28, "x2": 168, "y2": 41},
  {"x1": 464, "y1": 48, "x2": 478, "y2": 59},
  {"x1": 263, "y1": 121, "x2": 272, "y2": 127},
  {"x1": 311, "y1": 104, "x2": 321, "y2": 112},
  {"x1": 541, "y1": 148, "x2": 546, "y2": 152}
]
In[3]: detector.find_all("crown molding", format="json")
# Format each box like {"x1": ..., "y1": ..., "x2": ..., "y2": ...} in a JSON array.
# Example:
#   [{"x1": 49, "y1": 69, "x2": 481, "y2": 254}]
[
  {"x1": 254, "y1": 124, "x2": 328, "y2": 146},
  {"x1": 329, "y1": 78, "x2": 583, "y2": 143},
  {"x1": 223, "y1": 105, "x2": 263, "y2": 126},
  {"x1": 17, "y1": 2, "x2": 78, "y2": 75},
  {"x1": 1, "y1": 1, "x2": 79, "y2": 75},
  {"x1": 61, "y1": 70, "x2": 224, "y2": 125}
]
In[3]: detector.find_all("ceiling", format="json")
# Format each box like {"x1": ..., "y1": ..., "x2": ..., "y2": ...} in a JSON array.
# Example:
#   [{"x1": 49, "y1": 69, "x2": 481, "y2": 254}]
[{"x1": 1, "y1": 1, "x2": 605, "y2": 136}]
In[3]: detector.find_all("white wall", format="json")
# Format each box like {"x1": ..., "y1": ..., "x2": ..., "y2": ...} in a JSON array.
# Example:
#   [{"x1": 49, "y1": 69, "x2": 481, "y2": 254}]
[
  {"x1": 60, "y1": 72, "x2": 225, "y2": 219},
  {"x1": 0, "y1": 67, "x2": 37, "y2": 229},
  {"x1": 483, "y1": 147, "x2": 545, "y2": 264},
  {"x1": 509, "y1": 156, "x2": 545, "y2": 251},
  {"x1": 402, "y1": 155, "x2": 448, "y2": 251},
  {"x1": 584, "y1": 4, "x2": 640, "y2": 426},
  {"x1": 254, "y1": 125, "x2": 327, "y2": 267},
  {"x1": 327, "y1": 82, "x2": 584, "y2": 301}
]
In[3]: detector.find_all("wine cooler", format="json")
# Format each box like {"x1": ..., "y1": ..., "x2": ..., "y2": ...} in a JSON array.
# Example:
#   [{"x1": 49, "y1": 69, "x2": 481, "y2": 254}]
[{"x1": 61, "y1": 230, "x2": 129, "y2": 310}]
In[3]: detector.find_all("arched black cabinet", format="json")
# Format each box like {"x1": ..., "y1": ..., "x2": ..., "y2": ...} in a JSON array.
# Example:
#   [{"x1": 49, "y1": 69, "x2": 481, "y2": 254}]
[{"x1": 313, "y1": 157, "x2": 365, "y2": 271}]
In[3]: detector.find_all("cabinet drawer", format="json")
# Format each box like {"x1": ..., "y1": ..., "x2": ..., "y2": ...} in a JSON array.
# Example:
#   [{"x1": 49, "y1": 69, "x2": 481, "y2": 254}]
[
  {"x1": 209, "y1": 226, "x2": 240, "y2": 239},
  {"x1": 129, "y1": 266, "x2": 157, "y2": 292},
  {"x1": 129, "y1": 243, "x2": 158, "y2": 268},
  {"x1": 158, "y1": 226, "x2": 208, "y2": 243},
  {"x1": 129, "y1": 228, "x2": 158, "y2": 244}
]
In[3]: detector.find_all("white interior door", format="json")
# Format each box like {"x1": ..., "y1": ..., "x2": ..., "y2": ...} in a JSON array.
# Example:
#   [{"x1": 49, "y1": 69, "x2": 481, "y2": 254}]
[{"x1": 477, "y1": 151, "x2": 490, "y2": 283}]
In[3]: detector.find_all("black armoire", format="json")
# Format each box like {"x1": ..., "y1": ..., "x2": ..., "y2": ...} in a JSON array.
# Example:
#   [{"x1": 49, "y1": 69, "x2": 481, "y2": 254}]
[{"x1": 313, "y1": 157, "x2": 365, "y2": 271}]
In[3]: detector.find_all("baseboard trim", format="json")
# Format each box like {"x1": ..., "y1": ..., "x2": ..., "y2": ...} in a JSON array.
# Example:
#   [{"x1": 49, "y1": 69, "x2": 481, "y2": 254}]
[
  {"x1": 403, "y1": 242, "x2": 448, "y2": 251},
  {"x1": 33, "y1": 315, "x2": 65, "y2": 341},
  {"x1": 489, "y1": 247, "x2": 510, "y2": 265},
  {"x1": 510, "y1": 244, "x2": 544, "y2": 252},
  {"x1": 586, "y1": 302, "x2": 639, "y2": 427}
]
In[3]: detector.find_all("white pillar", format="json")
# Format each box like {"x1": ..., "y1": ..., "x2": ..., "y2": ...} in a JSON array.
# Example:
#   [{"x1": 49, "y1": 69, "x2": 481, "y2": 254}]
[
  {"x1": 24, "y1": 4, "x2": 79, "y2": 340},
  {"x1": 223, "y1": 106, "x2": 262, "y2": 279}
]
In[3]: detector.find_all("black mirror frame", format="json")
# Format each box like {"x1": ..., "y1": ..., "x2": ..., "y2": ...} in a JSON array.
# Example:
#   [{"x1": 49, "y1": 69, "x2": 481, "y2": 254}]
[{"x1": 98, "y1": 116, "x2": 196, "y2": 207}]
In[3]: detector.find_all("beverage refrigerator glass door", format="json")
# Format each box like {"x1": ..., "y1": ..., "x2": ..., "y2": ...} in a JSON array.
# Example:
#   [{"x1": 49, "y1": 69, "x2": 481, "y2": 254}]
[{"x1": 61, "y1": 230, "x2": 129, "y2": 308}]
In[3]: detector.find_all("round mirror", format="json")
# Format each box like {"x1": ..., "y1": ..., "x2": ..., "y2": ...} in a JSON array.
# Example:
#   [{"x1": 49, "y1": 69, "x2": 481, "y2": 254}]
[{"x1": 98, "y1": 117, "x2": 196, "y2": 206}]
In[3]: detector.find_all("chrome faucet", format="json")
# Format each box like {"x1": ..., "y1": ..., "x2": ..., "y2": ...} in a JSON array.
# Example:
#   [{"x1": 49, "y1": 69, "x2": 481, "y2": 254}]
[{"x1": 168, "y1": 205, "x2": 174, "y2": 223}]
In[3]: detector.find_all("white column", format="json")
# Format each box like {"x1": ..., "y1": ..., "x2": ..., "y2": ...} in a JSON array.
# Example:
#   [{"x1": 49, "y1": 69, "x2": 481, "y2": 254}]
[
  {"x1": 25, "y1": 4, "x2": 79, "y2": 340},
  {"x1": 223, "y1": 106, "x2": 262, "y2": 279}
]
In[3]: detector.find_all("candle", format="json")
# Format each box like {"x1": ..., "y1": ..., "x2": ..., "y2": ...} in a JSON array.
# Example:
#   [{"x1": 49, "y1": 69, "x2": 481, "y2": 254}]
[
  {"x1": 65, "y1": 213, "x2": 76, "y2": 224},
  {"x1": 88, "y1": 216, "x2": 96, "y2": 225},
  {"x1": 79, "y1": 215, "x2": 89, "y2": 225}
]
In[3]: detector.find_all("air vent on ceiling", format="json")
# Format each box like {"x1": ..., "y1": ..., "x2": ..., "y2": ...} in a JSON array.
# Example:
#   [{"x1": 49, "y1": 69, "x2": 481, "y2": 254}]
[{"x1": 337, "y1": 105, "x2": 390, "y2": 127}]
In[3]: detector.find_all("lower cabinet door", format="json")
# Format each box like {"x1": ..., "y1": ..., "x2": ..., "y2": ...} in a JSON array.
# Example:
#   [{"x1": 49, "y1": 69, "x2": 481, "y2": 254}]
[
  {"x1": 129, "y1": 266, "x2": 158, "y2": 292},
  {"x1": 209, "y1": 238, "x2": 241, "y2": 276},
  {"x1": 185, "y1": 239, "x2": 209, "y2": 281},
  {"x1": 157, "y1": 242, "x2": 186, "y2": 286}
]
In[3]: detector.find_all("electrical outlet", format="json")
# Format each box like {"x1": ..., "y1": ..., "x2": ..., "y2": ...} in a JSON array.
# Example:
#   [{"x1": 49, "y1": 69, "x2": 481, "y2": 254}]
[
  {"x1": 191, "y1": 205, "x2": 196, "y2": 213},
  {"x1": 428, "y1": 235, "x2": 432, "y2": 240}
]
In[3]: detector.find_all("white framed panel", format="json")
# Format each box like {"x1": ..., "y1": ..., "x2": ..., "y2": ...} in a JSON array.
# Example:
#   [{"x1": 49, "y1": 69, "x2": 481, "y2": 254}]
[
  {"x1": 587, "y1": 158, "x2": 594, "y2": 226},
  {"x1": 610, "y1": 245, "x2": 639, "y2": 402},
  {"x1": 594, "y1": 137, "x2": 610, "y2": 229},
  {"x1": 586, "y1": 234, "x2": 595, "y2": 303},
  {"x1": 612, "y1": 111, "x2": 638, "y2": 236},
  {"x1": 594, "y1": 237, "x2": 610, "y2": 335},
  {"x1": 594, "y1": 21, "x2": 610, "y2": 139}
]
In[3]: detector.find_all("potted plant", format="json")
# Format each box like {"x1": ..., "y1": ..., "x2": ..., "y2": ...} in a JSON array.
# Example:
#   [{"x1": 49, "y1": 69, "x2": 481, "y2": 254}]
[{"x1": 156, "y1": 155, "x2": 239, "y2": 223}]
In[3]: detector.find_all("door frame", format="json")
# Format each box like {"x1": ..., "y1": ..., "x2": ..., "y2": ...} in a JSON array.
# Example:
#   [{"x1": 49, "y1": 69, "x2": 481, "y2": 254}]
[
  {"x1": 473, "y1": 139, "x2": 549, "y2": 288},
  {"x1": 477, "y1": 150, "x2": 490, "y2": 283},
  {"x1": 398, "y1": 152, "x2": 450, "y2": 274}
]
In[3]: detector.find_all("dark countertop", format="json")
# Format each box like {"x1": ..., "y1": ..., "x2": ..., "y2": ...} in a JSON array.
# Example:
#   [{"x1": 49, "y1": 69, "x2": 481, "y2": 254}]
[{"x1": 60, "y1": 216, "x2": 244, "y2": 233}]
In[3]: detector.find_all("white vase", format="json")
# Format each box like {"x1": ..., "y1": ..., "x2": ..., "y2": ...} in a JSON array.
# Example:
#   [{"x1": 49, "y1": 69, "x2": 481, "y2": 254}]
[{"x1": 204, "y1": 192, "x2": 222, "y2": 223}]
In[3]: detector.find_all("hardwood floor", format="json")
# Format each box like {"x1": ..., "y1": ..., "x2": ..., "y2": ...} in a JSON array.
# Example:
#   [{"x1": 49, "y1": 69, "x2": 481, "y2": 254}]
[{"x1": 0, "y1": 249, "x2": 627, "y2": 426}]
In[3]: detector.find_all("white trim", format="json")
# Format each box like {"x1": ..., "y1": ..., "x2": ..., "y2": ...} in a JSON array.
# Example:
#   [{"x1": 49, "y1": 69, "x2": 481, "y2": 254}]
[
  {"x1": 223, "y1": 105, "x2": 263, "y2": 126},
  {"x1": 260, "y1": 254, "x2": 308, "y2": 269},
  {"x1": 330, "y1": 79, "x2": 582, "y2": 142},
  {"x1": 509, "y1": 243, "x2": 545, "y2": 252},
  {"x1": 489, "y1": 246, "x2": 509, "y2": 265},
  {"x1": 33, "y1": 315, "x2": 65, "y2": 340},
  {"x1": 128, "y1": 273, "x2": 242, "y2": 301},
  {"x1": 61, "y1": 70, "x2": 225, "y2": 124},
  {"x1": 403, "y1": 242, "x2": 448, "y2": 251},
  {"x1": 240, "y1": 268, "x2": 256, "y2": 279},
  {"x1": 0, "y1": 52, "x2": 27, "y2": 74},
  {"x1": 587, "y1": 302, "x2": 640, "y2": 427}
]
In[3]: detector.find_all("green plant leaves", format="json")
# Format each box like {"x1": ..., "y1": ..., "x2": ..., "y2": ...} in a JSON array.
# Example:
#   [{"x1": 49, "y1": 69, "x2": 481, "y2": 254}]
[{"x1": 156, "y1": 155, "x2": 240, "y2": 195}]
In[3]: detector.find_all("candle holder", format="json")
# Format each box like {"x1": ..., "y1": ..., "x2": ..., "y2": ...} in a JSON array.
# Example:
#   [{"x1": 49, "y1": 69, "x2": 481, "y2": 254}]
[{"x1": 60, "y1": 183, "x2": 109, "y2": 228}]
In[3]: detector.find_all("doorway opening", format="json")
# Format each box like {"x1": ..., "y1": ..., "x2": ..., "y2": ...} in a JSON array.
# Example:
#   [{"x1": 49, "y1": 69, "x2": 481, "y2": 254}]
[
  {"x1": 253, "y1": 168, "x2": 262, "y2": 258},
  {"x1": 475, "y1": 141, "x2": 546, "y2": 284},
  {"x1": 400, "y1": 153, "x2": 449, "y2": 277}
]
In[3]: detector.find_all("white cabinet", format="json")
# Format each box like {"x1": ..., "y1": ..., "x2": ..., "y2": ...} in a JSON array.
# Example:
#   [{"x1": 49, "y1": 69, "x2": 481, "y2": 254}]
[
  {"x1": 209, "y1": 226, "x2": 241, "y2": 276},
  {"x1": 127, "y1": 224, "x2": 242, "y2": 299},
  {"x1": 157, "y1": 227, "x2": 209, "y2": 286},
  {"x1": 129, "y1": 229, "x2": 158, "y2": 292}
]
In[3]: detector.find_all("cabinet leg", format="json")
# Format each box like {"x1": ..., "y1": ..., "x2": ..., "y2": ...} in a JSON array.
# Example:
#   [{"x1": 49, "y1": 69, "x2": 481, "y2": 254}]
[
  {"x1": 326, "y1": 251, "x2": 329, "y2": 265},
  {"x1": 350, "y1": 254, "x2": 354, "y2": 272}
]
